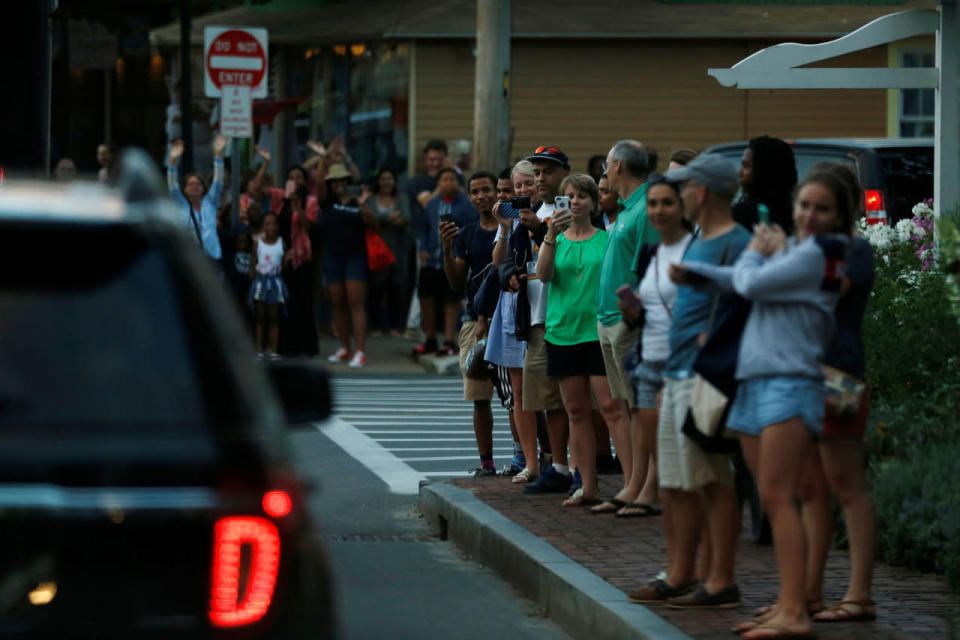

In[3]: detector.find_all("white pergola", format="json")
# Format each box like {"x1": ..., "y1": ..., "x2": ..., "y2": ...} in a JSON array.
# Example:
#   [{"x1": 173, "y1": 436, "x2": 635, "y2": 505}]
[{"x1": 708, "y1": 1, "x2": 958, "y2": 229}]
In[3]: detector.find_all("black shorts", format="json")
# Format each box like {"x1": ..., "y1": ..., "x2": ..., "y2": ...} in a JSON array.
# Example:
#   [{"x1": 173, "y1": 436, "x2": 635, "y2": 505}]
[
  {"x1": 545, "y1": 340, "x2": 607, "y2": 378},
  {"x1": 417, "y1": 267, "x2": 463, "y2": 303}
]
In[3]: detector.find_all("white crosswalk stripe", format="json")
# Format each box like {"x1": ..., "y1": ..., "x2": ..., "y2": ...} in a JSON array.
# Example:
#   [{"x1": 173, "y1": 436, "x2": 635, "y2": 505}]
[{"x1": 321, "y1": 375, "x2": 515, "y2": 490}]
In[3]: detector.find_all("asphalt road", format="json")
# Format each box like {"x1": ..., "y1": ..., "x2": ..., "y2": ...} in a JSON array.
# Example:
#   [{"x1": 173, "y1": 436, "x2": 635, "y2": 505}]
[{"x1": 287, "y1": 374, "x2": 571, "y2": 640}]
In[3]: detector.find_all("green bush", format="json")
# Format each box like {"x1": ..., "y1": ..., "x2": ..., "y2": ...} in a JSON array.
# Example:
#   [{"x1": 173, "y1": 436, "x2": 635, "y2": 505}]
[
  {"x1": 859, "y1": 206, "x2": 960, "y2": 589},
  {"x1": 870, "y1": 441, "x2": 960, "y2": 589}
]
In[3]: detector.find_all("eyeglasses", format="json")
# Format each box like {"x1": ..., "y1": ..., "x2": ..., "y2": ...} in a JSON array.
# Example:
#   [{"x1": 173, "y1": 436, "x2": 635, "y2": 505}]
[
  {"x1": 534, "y1": 146, "x2": 561, "y2": 155},
  {"x1": 601, "y1": 158, "x2": 619, "y2": 173}
]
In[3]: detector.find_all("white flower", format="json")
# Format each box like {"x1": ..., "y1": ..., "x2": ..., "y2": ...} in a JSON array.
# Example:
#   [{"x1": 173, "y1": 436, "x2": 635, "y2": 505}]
[
  {"x1": 895, "y1": 218, "x2": 922, "y2": 243},
  {"x1": 911, "y1": 201, "x2": 934, "y2": 218}
]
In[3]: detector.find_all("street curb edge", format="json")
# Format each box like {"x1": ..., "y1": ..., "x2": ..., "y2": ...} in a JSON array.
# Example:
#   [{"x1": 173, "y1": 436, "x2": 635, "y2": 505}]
[{"x1": 418, "y1": 480, "x2": 693, "y2": 640}]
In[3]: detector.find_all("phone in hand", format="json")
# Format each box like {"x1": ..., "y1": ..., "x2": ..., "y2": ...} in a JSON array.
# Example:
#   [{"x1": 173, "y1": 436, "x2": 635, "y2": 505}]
[
  {"x1": 554, "y1": 195, "x2": 570, "y2": 211},
  {"x1": 498, "y1": 203, "x2": 520, "y2": 219},
  {"x1": 757, "y1": 203, "x2": 771, "y2": 225},
  {"x1": 616, "y1": 284, "x2": 641, "y2": 309},
  {"x1": 440, "y1": 213, "x2": 454, "y2": 224},
  {"x1": 511, "y1": 196, "x2": 531, "y2": 210}
]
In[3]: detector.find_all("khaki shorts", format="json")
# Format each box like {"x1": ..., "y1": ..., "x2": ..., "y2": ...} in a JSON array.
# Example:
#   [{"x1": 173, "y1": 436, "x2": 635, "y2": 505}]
[
  {"x1": 657, "y1": 376, "x2": 734, "y2": 491},
  {"x1": 458, "y1": 321, "x2": 494, "y2": 401},
  {"x1": 598, "y1": 320, "x2": 639, "y2": 408},
  {"x1": 522, "y1": 324, "x2": 564, "y2": 411}
]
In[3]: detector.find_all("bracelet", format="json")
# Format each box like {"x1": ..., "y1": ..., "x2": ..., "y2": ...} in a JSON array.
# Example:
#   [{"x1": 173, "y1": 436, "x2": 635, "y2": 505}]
[{"x1": 542, "y1": 237, "x2": 556, "y2": 247}]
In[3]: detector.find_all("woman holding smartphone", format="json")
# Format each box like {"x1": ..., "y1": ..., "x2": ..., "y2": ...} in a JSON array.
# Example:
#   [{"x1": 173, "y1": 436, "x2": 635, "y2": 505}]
[
  {"x1": 485, "y1": 161, "x2": 541, "y2": 483},
  {"x1": 537, "y1": 174, "x2": 629, "y2": 507}
]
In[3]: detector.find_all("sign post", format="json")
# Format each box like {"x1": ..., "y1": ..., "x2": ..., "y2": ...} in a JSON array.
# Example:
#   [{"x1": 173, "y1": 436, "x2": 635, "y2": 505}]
[{"x1": 204, "y1": 25, "x2": 268, "y2": 228}]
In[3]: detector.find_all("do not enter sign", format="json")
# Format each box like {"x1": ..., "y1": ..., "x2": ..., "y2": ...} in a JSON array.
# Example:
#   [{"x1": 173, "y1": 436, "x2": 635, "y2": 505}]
[{"x1": 204, "y1": 26, "x2": 268, "y2": 98}]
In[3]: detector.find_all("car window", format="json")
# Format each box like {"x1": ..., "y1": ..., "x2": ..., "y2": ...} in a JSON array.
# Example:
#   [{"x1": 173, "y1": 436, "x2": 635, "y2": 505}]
[
  {"x1": 878, "y1": 148, "x2": 934, "y2": 219},
  {"x1": 0, "y1": 226, "x2": 209, "y2": 436},
  {"x1": 792, "y1": 149, "x2": 857, "y2": 181}
]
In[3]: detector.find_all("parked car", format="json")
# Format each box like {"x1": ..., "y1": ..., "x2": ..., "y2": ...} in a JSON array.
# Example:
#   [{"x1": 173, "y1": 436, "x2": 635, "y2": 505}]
[
  {"x1": 707, "y1": 137, "x2": 934, "y2": 225},
  {"x1": 0, "y1": 152, "x2": 335, "y2": 639}
]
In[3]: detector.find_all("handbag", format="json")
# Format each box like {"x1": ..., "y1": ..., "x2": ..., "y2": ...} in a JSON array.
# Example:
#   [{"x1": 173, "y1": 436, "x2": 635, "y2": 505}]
[
  {"x1": 822, "y1": 365, "x2": 867, "y2": 419},
  {"x1": 682, "y1": 374, "x2": 737, "y2": 453},
  {"x1": 365, "y1": 227, "x2": 395, "y2": 271}
]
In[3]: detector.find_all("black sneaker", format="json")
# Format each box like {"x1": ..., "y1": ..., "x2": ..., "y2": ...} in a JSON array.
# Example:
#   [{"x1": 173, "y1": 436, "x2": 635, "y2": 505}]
[
  {"x1": 413, "y1": 337, "x2": 439, "y2": 358},
  {"x1": 522, "y1": 465, "x2": 572, "y2": 494},
  {"x1": 666, "y1": 584, "x2": 741, "y2": 609},
  {"x1": 471, "y1": 467, "x2": 498, "y2": 478}
]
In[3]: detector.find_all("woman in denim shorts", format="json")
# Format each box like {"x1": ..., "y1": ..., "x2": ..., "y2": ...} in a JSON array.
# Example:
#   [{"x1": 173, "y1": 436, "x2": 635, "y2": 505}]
[
  {"x1": 616, "y1": 175, "x2": 693, "y2": 517},
  {"x1": 675, "y1": 171, "x2": 855, "y2": 639}
]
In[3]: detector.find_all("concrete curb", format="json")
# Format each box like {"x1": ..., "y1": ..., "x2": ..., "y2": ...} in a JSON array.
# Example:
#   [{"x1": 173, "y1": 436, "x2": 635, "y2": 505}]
[{"x1": 418, "y1": 481, "x2": 693, "y2": 640}]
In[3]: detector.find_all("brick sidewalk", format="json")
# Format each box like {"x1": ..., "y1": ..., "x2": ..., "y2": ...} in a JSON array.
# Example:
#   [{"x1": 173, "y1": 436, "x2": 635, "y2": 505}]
[{"x1": 452, "y1": 474, "x2": 959, "y2": 640}]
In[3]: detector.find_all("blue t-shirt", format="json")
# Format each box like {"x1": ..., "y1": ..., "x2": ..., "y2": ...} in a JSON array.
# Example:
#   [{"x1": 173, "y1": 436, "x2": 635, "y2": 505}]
[{"x1": 665, "y1": 225, "x2": 751, "y2": 377}]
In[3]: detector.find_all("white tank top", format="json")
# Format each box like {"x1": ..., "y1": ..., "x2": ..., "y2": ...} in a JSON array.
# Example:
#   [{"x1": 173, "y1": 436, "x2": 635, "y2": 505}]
[{"x1": 256, "y1": 237, "x2": 284, "y2": 275}]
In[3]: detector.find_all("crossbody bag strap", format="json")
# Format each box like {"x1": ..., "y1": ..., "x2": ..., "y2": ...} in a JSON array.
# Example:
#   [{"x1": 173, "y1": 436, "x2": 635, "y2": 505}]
[
  {"x1": 705, "y1": 240, "x2": 733, "y2": 333},
  {"x1": 188, "y1": 207, "x2": 203, "y2": 244}
]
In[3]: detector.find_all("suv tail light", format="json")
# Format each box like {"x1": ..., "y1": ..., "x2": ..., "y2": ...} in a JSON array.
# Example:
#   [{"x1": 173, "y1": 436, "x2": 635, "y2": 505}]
[
  {"x1": 864, "y1": 189, "x2": 887, "y2": 225},
  {"x1": 209, "y1": 516, "x2": 280, "y2": 628}
]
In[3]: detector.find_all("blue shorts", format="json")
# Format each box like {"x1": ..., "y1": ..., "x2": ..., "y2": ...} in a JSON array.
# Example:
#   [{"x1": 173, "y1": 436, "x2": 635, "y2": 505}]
[
  {"x1": 727, "y1": 376, "x2": 824, "y2": 437},
  {"x1": 324, "y1": 252, "x2": 368, "y2": 284}
]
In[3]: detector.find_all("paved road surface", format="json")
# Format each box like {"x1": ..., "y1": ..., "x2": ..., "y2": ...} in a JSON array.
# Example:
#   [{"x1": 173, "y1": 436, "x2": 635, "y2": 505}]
[{"x1": 287, "y1": 373, "x2": 569, "y2": 640}]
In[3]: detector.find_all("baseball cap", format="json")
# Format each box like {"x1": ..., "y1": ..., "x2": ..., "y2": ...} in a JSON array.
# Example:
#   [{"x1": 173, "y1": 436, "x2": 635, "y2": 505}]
[
  {"x1": 663, "y1": 152, "x2": 740, "y2": 199},
  {"x1": 526, "y1": 146, "x2": 570, "y2": 170}
]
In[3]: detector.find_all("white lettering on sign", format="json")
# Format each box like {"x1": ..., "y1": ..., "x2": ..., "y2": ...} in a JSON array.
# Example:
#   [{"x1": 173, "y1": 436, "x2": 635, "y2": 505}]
[{"x1": 220, "y1": 85, "x2": 253, "y2": 138}]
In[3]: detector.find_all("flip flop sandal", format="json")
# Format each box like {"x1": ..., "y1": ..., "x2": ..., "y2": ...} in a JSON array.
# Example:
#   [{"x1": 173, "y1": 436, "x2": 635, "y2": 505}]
[
  {"x1": 752, "y1": 598, "x2": 823, "y2": 619},
  {"x1": 615, "y1": 502, "x2": 662, "y2": 518},
  {"x1": 741, "y1": 622, "x2": 815, "y2": 639},
  {"x1": 562, "y1": 488, "x2": 602, "y2": 507},
  {"x1": 589, "y1": 498, "x2": 627, "y2": 514},
  {"x1": 511, "y1": 468, "x2": 538, "y2": 484},
  {"x1": 814, "y1": 599, "x2": 876, "y2": 622}
]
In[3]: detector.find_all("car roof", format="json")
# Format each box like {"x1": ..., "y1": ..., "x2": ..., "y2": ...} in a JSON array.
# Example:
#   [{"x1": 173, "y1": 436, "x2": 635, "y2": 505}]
[{"x1": 708, "y1": 137, "x2": 934, "y2": 152}]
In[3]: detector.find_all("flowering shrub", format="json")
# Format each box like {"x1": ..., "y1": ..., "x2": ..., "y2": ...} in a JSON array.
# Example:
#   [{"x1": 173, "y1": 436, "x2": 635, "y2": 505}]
[{"x1": 863, "y1": 201, "x2": 960, "y2": 589}]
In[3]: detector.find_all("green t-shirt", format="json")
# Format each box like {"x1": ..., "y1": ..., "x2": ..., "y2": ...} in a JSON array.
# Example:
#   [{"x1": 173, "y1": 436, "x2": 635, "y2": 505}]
[
  {"x1": 546, "y1": 229, "x2": 609, "y2": 346},
  {"x1": 597, "y1": 182, "x2": 660, "y2": 326}
]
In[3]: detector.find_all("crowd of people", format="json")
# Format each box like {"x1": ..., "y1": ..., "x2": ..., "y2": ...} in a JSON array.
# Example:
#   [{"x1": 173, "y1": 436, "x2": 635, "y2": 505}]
[
  {"x1": 147, "y1": 129, "x2": 878, "y2": 637},
  {"x1": 432, "y1": 137, "x2": 876, "y2": 639}
]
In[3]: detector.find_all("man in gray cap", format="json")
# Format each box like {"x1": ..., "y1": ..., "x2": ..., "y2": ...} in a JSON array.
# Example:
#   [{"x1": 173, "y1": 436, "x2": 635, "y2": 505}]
[{"x1": 627, "y1": 152, "x2": 750, "y2": 608}]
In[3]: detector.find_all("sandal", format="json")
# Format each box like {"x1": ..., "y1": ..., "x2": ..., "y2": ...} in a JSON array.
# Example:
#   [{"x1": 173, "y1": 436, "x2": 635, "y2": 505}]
[
  {"x1": 741, "y1": 623, "x2": 815, "y2": 639},
  {"x1": 752, "y1": 598, "x2": 823, "y2": 618},
  {"x1": 589, "y1": 498, "x2": 627, "y2": 514},
  {"x1": 511, "y1": 468, "x2": 538, "y2": 484},
  {"x1": 813, "y1": 599, "x2": 876, "y2": 623},
  {"x1": 562, "y1": 488, "x2": 602, "y2": 507},
  {"x1": 615, "y1": 502, "x2": 662, "y2": 518}
]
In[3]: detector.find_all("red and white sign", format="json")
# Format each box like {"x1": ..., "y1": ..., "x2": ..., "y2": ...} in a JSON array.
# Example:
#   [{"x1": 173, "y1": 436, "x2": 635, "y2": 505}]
[
  {"x1": 204, "y1": 26, "x2": 268, "y2": 98},
  {"x1": 220, "y1": 85, "x2": 253, "y2": 138}
]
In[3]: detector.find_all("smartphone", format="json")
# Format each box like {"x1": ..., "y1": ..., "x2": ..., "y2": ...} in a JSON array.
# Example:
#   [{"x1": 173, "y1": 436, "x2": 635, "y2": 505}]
[
  {"x1": 439, "y1": 213, "x2": 454, "y2": 224},
  {"x1": 757, "y1": 203, "x2": 771, "y2": 225},
  {"x1": 511, "y1": 196, "x2": 531, "y2": 210},
  {"x1": 498, "y1": 202, "x2": 520, "y2": 219},
  {"x1": 616, "y1": 284, "x2": 640, "y2": 309},
  {"x1": 554, "y1": 195, "x2": 570, "y2": 211}
]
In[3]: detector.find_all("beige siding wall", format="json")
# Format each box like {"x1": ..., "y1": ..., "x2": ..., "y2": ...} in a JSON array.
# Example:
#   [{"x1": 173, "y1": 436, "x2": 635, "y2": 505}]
[{"x1": 413, "y1": 40, "x2": 887, "y2": 175}]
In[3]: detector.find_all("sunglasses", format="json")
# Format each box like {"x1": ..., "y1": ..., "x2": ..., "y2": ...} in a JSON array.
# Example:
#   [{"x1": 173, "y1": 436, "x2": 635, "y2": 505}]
[{"x1": 534, "y1": 146, "x2": 562, "y2": 155}]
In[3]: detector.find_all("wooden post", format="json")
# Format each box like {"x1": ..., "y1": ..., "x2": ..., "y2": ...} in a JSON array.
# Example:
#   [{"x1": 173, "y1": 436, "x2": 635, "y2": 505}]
[
  {"x1": 473, "y1": 0, "x2": 510, "y2": 173},
  {"x1": 935, "y1": 0, "x2": 959, "y2": 224}
]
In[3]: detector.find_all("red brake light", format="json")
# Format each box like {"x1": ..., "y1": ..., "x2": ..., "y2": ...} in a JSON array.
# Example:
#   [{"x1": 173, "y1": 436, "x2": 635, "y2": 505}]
[
  {"x1": 209, "y1": 516, "x2": 280, "y2": 628},
  {"x1": 262, "y1": 490, "x2": 292, "y2": 518},
  {"x1": 864, "y1": 189, "x2": 887, "y2": 225}
]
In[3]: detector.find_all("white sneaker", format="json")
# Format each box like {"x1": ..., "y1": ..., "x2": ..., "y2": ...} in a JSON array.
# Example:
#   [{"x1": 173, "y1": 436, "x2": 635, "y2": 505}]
[
  {"x1": 328, "y1": 347, "x2": 351, "y2": 363},
  {"x1": 348, "y1": 351, "x2": 367, "y2": 368}
]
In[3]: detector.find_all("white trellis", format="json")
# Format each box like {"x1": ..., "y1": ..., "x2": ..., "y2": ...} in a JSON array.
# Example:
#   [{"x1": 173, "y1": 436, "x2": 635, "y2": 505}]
[{"x1": 707, "y1": 3, "x2": 959, "y2": 228}]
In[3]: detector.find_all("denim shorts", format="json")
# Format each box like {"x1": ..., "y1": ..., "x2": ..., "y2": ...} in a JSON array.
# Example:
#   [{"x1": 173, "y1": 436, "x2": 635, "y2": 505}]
[
  {"x1": 324, "y1": 252, "x2": 368, "y2": 284},
  {"x1": 727, "y1": 376, "x2": 825, "y2": 437},
  {"x1": 630, "y1": 359, "x2": 666, "y2": 410}
]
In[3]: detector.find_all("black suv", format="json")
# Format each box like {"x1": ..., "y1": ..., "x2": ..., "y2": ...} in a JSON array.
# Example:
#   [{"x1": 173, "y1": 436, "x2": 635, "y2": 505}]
[
  {"x1": 0, "y1": 154, "x2": 335, "y2": 638},
  {"x1": 707, "y1": 138, "x2": 934, "y2": 225}
]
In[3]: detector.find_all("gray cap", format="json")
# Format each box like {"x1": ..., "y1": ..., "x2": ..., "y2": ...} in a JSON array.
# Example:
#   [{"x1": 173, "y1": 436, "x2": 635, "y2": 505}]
[{"x1": 663, "y1": 152, "x2": 740, "y2": 199}]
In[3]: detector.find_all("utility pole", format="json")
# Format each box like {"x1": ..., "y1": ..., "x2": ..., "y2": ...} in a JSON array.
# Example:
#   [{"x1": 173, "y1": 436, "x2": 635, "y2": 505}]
[
  {"x1": 179, "y1": 0, "x2": 194, "y2": 174},
  {"x1": 473, "y1": 0, "x2": 510, "y2": 172}
]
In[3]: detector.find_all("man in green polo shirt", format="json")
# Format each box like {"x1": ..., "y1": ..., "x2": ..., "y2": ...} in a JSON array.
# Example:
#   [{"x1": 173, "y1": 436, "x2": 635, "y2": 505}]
[{"x1": 595, "y1": 139, "x2": 660, "y2": 511}]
